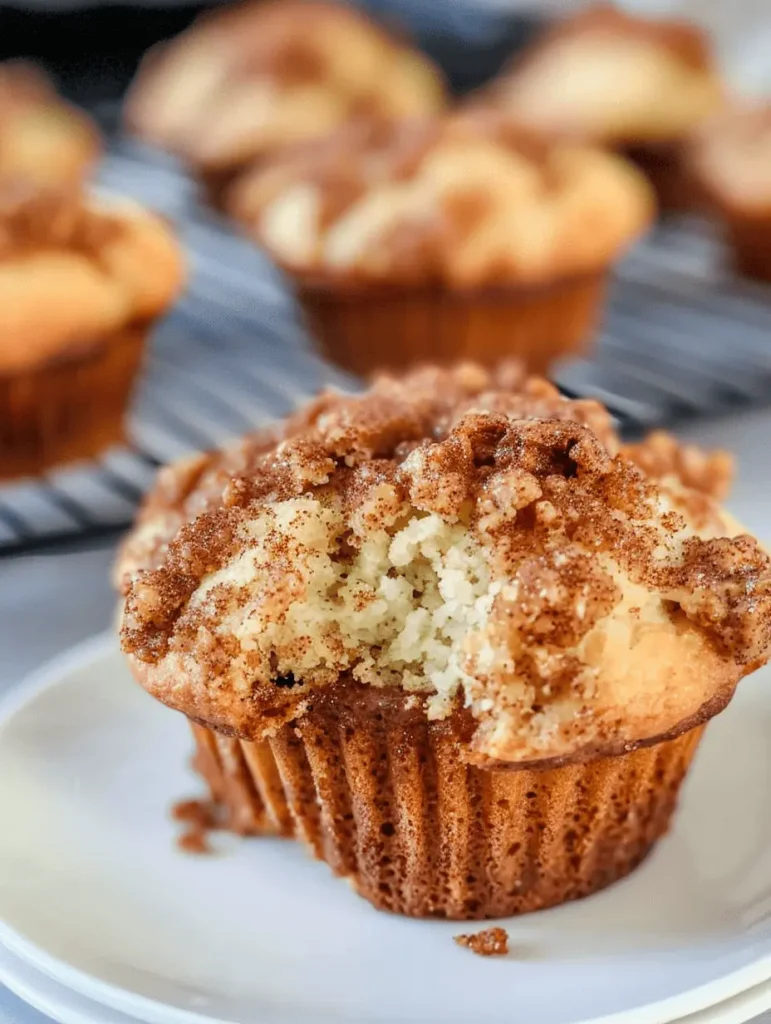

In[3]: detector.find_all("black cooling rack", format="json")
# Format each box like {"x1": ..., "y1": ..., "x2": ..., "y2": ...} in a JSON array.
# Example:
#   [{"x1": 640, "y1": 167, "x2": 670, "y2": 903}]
[{"x1": 2, "y1": 138, "x2": 771, "y2": 557}]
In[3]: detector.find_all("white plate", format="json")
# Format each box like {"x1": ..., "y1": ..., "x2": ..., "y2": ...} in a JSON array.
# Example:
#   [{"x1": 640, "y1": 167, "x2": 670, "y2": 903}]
[
  {"x1": 3, "y1": 936, "x2": 771, "y2": 1024},
  {"x1": 0, "y1": 939, "x2": 137, "y2": 1024},
  {"x1": 4, "y1": 938, "x2": 771, "y2": 1024},
  {"x1": 2, "y1": 636, "x2": 771, "y2": 1024}
]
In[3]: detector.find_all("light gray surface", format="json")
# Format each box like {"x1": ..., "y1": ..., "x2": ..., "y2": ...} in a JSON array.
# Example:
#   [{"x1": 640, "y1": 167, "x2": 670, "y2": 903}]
[{"x1": 1, "y1": 411, "x2": 771, "y2": 1023}]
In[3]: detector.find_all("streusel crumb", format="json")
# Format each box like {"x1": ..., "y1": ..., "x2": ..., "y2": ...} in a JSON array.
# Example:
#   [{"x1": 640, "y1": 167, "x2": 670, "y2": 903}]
[
  {"x1": 455, "y1": 927, "x2": 509, "y2": 957},
  {"x1": 119, "y1": 363, "x2": 771, "y2": 764}
]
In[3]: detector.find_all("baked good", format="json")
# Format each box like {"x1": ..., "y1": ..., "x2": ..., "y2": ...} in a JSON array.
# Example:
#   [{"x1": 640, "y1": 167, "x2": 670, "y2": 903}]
[
  {"x1": 0, "y1": 61, "x2": 99, "y2": 188},
  {"x1": 475, "y1": 4, "x2": 724, "y2": 209},
  {"x1": 688, "y1": 105, "x2": 771, "y2": 282},
  {"x1": 227, "y1": 115, "x2": 653, "y2": 375},
  {"x1": 124, "y1": 0, "x2": 447, "y2": 199},
  {"x1": 0, "y1": 185, "x2": 185, "y2": 480},
  {"x1": 117, "y1": 362, "x2": 771, "y2": 919}
]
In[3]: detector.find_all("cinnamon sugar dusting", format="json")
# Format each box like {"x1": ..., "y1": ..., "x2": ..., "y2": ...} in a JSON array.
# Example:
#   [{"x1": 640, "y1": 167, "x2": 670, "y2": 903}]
[
  {"x1": 455, "y1": 927, "x2": 509, "y2": 957},
  {"x1": 118, "y1": 363, "x2": 771, "y2": 763},
  {"x1": 227, "y1": 113, "x2": 653, "y2": 286}
]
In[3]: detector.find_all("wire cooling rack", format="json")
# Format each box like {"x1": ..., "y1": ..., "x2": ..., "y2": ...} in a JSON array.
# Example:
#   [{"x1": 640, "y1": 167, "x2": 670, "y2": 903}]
[{"x1": 2, "y1": 138, "x2": 771, "y2": 557}]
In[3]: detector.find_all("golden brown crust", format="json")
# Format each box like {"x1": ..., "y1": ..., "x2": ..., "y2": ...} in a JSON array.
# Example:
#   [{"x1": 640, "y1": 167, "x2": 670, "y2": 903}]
[
  {"x1": 0, "y1": 61, "x2": 100, "y2": 189},
  {"x1": 0, "y1": 185, "x2": 185, "y2": 371},
  {"x1": 226, "y1": 112, "x2": 653, "y2": 287},
  {"x1": 125, "y1": 0, "x2": 446, "y2": 175},
  {"x1": 475, "y1": 4, "x2": 723, "y2": 147},
  {"x1": 118, "y1": 364, "x2": 771, "y2": 764}
]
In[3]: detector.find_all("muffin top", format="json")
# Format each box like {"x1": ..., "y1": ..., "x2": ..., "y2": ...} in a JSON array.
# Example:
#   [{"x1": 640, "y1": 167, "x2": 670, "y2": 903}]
[
  {"x1": 689, "y1": 106, "x2": 771, "y2": 213},
  {"x1": 227, "y1": 115, "x2": 654, "y2": 287},
  {"x1": 124, "y1": 0, "x2": 447, "y2": 175},
  {"x1": 118, "y1": 363, "x2": 770, "y2": 766},
  {"x1": 476, "y1": 4, "x2": 723, "y2": 146},
  {"x1": 0, "y1": 185, "x2": 185, "y2": 372},
  {"x1": 0, "y1": 61, "x2": 100, "y2": 188}
]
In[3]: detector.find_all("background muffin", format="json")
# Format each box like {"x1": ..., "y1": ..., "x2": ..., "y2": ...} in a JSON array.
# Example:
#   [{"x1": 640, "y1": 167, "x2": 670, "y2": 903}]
[
  {"x1": 474, "y1": 4, "x2": 725, "y2": 210},
  {"x1": 124, "y1": 0, "x2": 447, "y2": 201},
  {"x1": 117, "y1": 363, "x2": 771, "y2": 919},
  {"x1": 0, "y1": 61, "x2": 100, "y2": 189},
  {"x1": 227, "y1": 114, "x2": 653, "y2": 375},
  {"x1": 0, "y1": 185, "x2": 185, "y2": 480},
  {"x1": 688, "y1": 105, "x2": 771, "y2": 283}
]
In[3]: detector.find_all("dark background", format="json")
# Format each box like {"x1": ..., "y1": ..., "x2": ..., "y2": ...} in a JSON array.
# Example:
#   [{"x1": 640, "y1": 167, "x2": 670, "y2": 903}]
[{"x1": 0, "y1": 2, "x2": 543, "y2": 123}]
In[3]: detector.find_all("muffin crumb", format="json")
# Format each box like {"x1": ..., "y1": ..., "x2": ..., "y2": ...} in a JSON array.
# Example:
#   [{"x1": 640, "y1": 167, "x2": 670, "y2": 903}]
[
  {"x1": 455, "y1": 927, "x2": 509, "y2": 957},
  {"x1": 172, "y1": 797, "x2": 223, "y2": 854},
  {"x1": 177, "y1": 829, "x2": 212, "y2": 855}
]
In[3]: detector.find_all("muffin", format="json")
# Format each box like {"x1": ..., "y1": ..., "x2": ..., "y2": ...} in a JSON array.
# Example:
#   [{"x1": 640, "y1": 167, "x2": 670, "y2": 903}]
[
  {"x1": 475, "y1": 4, "x2": 724, "y2": 210},
  {"x1": 0, "y1": 185, "x2": 185, "y2": 480},
  {"x1": 0, "y1": 61, "x2": 99, "y2": 189},
  {"x1": 227, "y1": 115, "x2": 653, "y2": 375},
  {"x1": 688, "y1": 105, "x2": 771, "y2": 283},
  {"x1": 117, "y1": 362, "x2": 771, "y2": 919},
  {"x1": 124, "y1": 0, "x2": 447, "y2": 201}
]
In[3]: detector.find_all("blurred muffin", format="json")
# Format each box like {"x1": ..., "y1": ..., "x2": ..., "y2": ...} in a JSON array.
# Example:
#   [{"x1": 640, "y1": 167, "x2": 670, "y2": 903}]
[
  {"x1": 476, "y1": 4, "x2": 724, "y2": 210},
  {"x1": 688, "y1": 105, "x2": 771, "y2": 283},
  {"x1": 0, "y1": 61, "x2": 99, "y2": 188},
  {"x1": 227, "y1": 114, "x2": 653, "y2": 375},
  {"x1": 117, "y1": 362, "x2": 771, "y2": 919},
  {"x1": 124, "y1": 0, "x2": 447, "y2": 199},
  {"x1": 0, "y1": 185, "x2": 185, "y2": 480}
]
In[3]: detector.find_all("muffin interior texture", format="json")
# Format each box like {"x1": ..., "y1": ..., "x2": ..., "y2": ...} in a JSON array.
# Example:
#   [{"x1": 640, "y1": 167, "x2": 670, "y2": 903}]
[
  {"x1": 482, "y1": 4, "x2": 723, "y2": 144},
  {"x1": 119, "y1": 365, "x2": 771, "y2": 764},
  {"x1": 228, "y1": 115, "x2": 654, "y2": 287}
]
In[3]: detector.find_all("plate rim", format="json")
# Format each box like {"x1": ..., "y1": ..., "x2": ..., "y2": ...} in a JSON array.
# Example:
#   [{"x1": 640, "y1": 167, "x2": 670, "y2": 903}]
[
  {"x1": 0, "y1": 931, "x2": 138, "y2": 1024},
  {"x1": 2, "y1": 633, "x2": 771, "y2": 1024}
]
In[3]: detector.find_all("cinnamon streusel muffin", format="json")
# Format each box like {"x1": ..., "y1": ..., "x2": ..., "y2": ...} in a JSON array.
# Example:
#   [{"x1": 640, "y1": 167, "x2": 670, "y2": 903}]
[
  {"x1": 0, "y1": 62, "x2": 99, "y2": 189},
  {"x1": 475, "y1": 4, "x2": 724, "y2": 210},
  {"x1": 688, "y1": 105, "x2": 771, "y2": 283},
  {"x1": 227, "y1": 115, "x2": 653, "y2": 375},
  {"x1": 0, "y1": 185, "x2": 185, "y2": 479},
  {"x1": 117, "y1": 363, "x2": 771, "y2": 919},
  {"x1": 124, "y1": 0, "x2": 447, "y2": 202}
]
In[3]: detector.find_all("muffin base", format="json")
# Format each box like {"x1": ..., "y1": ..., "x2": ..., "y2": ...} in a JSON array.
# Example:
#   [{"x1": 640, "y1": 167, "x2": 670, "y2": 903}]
[
  {"x1": 0, "y1": 325, "x2": 147, "y2": 481},
  {"x1": 297, "y1": 272, "x2": 606, "y2": 377},
  {"x1": 189, "y1": 689, "x2": 704, "y2": 919},
  {"x1": 623, "y1": 141, "x2": 693, "y2": 213},
  {"x1": 723, "y1": 212, "x2": 771, "y2": 284}
]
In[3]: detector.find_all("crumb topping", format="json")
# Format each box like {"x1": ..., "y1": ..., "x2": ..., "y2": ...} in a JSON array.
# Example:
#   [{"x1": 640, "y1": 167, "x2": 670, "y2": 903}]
[
  {"x1": 622, "y1": 430, "x2": 733, "y2": 501},
  {"x1": 118, "y1": 364, "x2": 771, "y2": 763},
  {"x1": 125, "y1": 0, "x2": 446, "y2": 174},
  {"x1": 226, "y1": 113, "x2": 654, "y2": 286},
  {"x1": 477, "y1": 4, "x2": 723, "y2": 144},
  {"x1": 455, "y1": 927, "x2": 509, "y2": 957},
  {"x1": 0, "y1": 61, "x2": 99, "y2": 188},
  {"x1": 0, "y1": 185, "x2": 120, "y2": 255},
  {"x1": 689, "y1": 105, "x2": 771, "y2": 211},
  {"x1": 0, "y1": 184, "x2": 185, "y2": 370}
]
